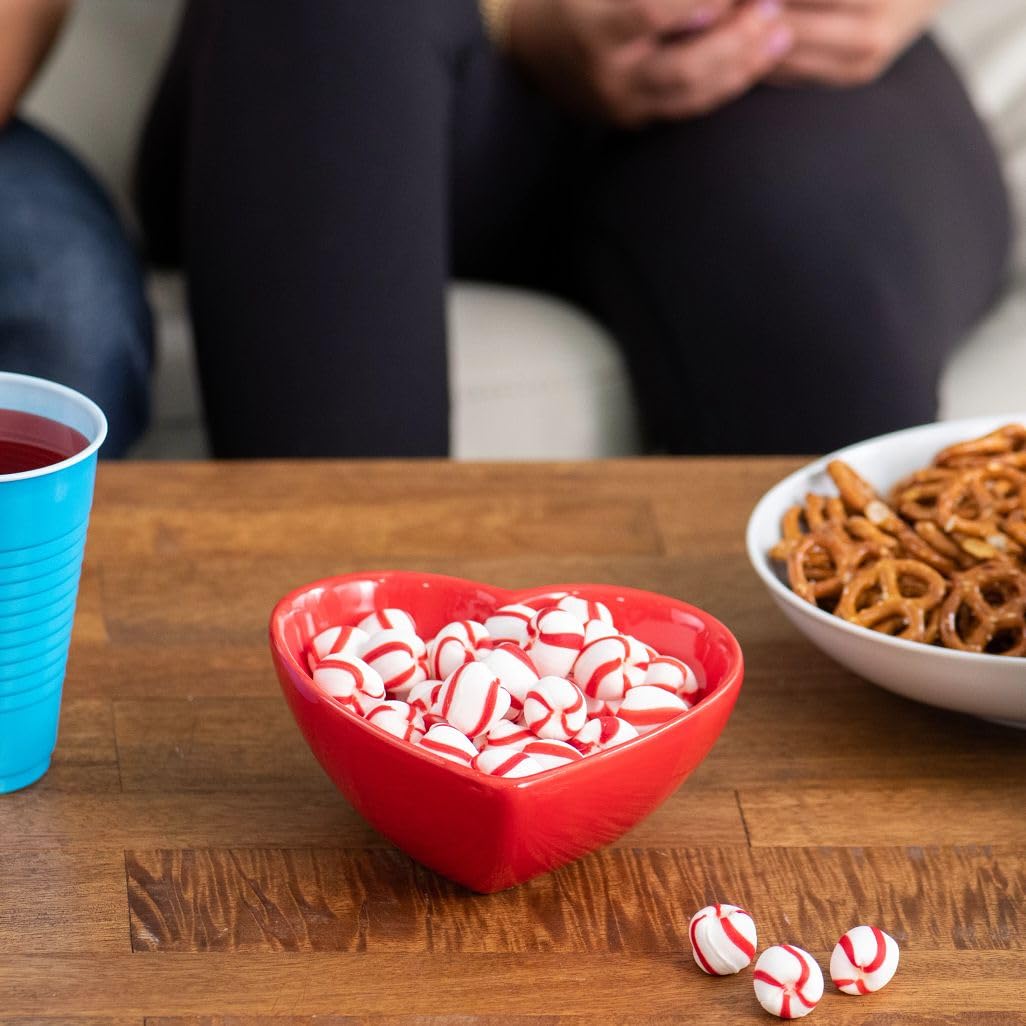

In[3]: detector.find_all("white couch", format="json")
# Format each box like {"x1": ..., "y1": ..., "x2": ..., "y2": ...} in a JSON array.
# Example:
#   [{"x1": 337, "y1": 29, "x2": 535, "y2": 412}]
[{"x1": 23, "y1": 0, "x2": 1026, "y2": 459}]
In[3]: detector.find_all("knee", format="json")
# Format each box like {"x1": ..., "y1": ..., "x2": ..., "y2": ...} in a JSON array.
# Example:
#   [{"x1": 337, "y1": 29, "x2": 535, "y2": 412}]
[{"x1": 0, "y1": 122, "x2": 153, "y2": 454}]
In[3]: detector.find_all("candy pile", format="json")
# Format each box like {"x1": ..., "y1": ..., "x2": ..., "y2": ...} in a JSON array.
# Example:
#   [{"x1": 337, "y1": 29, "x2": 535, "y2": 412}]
[
  {"x1": 304, "y1": 594, "x2": 701, "y2": 778},
  {"x1": 689, "y1": 904, "x2": 899, "y2": 1019}
]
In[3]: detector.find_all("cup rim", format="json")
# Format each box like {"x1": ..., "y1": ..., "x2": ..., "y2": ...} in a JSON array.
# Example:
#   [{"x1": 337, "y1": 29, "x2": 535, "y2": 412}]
[{"x1": 0, "y1": 372, "x2": 108, "y2": 483}]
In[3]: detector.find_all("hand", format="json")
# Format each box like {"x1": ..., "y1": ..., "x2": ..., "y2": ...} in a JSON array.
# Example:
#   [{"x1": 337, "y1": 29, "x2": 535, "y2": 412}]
[
  {"x1": 769, "y1": 0, "x2": 944, "y2": 87},
  {"x1": 506, "y1": 0, "x2": 795, "y2": 126}
]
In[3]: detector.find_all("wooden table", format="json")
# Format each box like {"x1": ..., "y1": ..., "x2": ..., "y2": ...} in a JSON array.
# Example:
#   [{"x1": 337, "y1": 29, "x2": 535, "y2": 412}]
[{"x1": 2, "y1": 459, "x2": 1024, "y2": 1024}]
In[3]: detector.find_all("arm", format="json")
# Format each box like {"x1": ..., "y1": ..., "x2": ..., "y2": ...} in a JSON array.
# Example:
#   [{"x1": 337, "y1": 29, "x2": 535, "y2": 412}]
[{"x1": 0, "y1": 0, "x2": 71, "y2": 127}]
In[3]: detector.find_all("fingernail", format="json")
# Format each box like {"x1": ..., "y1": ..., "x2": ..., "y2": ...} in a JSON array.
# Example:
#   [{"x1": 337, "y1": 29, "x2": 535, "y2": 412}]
[
  {"x1": 758, "y1": 0, "x2": 783, "y2": 20},
  {"x1": 765, "y1": 23, "x2": 793, "y2": 56}
]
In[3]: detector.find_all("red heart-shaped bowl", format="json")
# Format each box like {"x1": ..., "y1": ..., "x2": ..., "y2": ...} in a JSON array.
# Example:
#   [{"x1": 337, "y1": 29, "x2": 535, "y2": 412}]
[{"x1": 270, "y1": 571, "x2": 744, "y2": 892}]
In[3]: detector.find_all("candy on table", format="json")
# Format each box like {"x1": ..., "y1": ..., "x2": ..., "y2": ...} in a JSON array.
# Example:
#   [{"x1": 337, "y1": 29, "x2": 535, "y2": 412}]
[
  {"x1": 830, "y1": 925, "x2": 899, "y2": 995},
  {"x1": 365, "y1": 701, "x2": 424, "y2": 743},
  {"x1": 311, "y1": 655, "x2": 385, "y2": 711},
  {"x1": 753, "y1": 944, "x2": 825, "y2": 1020},
  {"x1": 483, "y1": 603, "x2": 537, "y2": 646},
  {"x1": 571, "y1": 715, "x2": 638, "y2": 755},
  {"x1": 522, "y1": 675, "x2": 587, "y2": 741},
  {"x1": 483, "y1": 718, "x2": 535, "y2": 751},
  {"x1": 418, "y1": 723, "x2": 479, "y2": 766},
  {"x1": 436, "y1": 661, "x2": 511, "y2": 738},
  {"x1": 645, "y1": 654, "x2": 699, "y2": 699},
  {"x1": 687, "y1": 903, "x2": 757, "y2": 976},
  {"x1": 522, "y1": 738, "x2": 583, "y2": 770},
  {"x1": 555, "y1": 594, "x2": 614, "y2": 625},
  {"x1": 308, "y1": 624, "x2": 369, "y2": 671},
  {"x1": 480, "y1": 642, "x2": 539, "y2": 716},
  {"x1": 525, "y1": 607, "x2": 586, "y2": 678},
  {"x1": 472, "y1": 747, "x2": 544, "y2": 778},
  {"x1": 357, "y1": 608, "x2": 418, "y2": 637},
  {"x1": 617, "y1": 685, "x2": 689, "y2": 734},
  {"x1": 571, "y1": 635, "x2": 643, "y2": 700},
  {"x1": 428, "y1": 619, "x2": 491, "y2": 679},
  {"x1": 361, "y1": 629, "x2": 427, "y2": 694}
]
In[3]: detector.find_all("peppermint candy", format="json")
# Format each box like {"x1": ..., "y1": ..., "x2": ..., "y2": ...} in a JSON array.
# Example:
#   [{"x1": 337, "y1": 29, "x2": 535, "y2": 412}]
[
  {"x1": 688, "y1": 903, "x2": 757, "y2": 975},
  {"x1": 753, "y1": 945, "x2": 824, "y2": 1020},
  {"x1": 830, "y1": 925, "x2": 899, "y2": 995}
]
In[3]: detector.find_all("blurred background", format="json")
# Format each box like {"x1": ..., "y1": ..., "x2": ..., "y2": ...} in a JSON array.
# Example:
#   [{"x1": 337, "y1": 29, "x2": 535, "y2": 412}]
[{"x1": 19, "y1": 0, "x2": 1026, "y2": 460}]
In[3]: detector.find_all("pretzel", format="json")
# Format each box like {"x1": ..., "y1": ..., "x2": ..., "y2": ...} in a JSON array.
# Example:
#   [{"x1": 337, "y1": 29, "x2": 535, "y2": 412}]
[
  {"x1": 888, "y1": 467, "x2": 958, "y2": 522},
  {"x1": 938, "y1": 561, "x2": 1026, "y2": 656},
  {"x1": 771, "y1": 422, "x2": 1026, "y2": 657},
  {"x1": 936, "y1": 463, "x2": 1026, "y2": 534},
  {"x1": 836, "y1": 558, "x2": 947, "y2": 641},
  {"x1": 934, "y1": 423, "x2": 1026, "y2": 468},
  {"x1": 787, "y1": 530, "x2": 878, "y2": 606}
]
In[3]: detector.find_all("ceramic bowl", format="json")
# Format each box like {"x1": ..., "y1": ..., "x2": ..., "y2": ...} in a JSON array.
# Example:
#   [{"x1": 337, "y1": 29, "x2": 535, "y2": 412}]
[
  {"x1": 269, "y1": 571, "x2": 744, "y2": 892},
  {"x1": 746, "y1": 413, "x2": 1026, "y2": 727}
]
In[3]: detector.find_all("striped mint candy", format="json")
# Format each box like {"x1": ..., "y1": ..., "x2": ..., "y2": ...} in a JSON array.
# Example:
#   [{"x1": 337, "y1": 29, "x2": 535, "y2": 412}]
[
  {"x1": 585, "y1": 695, "x2": 623, "y2": 718},
  {"x1": 361, "y1": 629, "x2": 427, "y2": 694},
  {"x1": 555, "y1": 595, "x2": 614, "y2": 625},
  {"x1": 307, "y1": 624, "x2": 369, "y2": 672},
  {"x1": 365, "y1": 701, "x2": 424, "y2": 744},
  {"x1": 645, "y1": 655, "x2": 699, "y2": 699},
  {"x1": 483, "y1": 603, "x2": 537, "y2": 646},
  {"x1": 522, "y1": 738, "x2": 583, "y2": 770},
  {"x1": 472, "y1": 748, "x2": 543, "y2": 779},
  {"x1": 583, "y1": 618, "x2": 619, "y2": 645},
  {"x1": 418, "y1": 724, "x2": 478, "y2": 767},
  {"x1": 571, "y1": 715, "x2": 638, "y2": 755},
  {"x1": 753, "y1": 945, "x2": 824, "y2": 1020},
  {"x1": 617, "y1": 685, "x2": 689, "y2": 734},
  {"x1": 481, "y1": 643, "x2": 539, "y2": 717},
  {"x1": 312, "y1": 655, "x2": 385, "y2": 711},
  {"x1": 571, "y1": 635, "x2": 643, "y2": 701},
  {"x1": 437, "y1": 662, "x2": 510, "y2": 738},
  {"x1": 428, "y1": 619, "x2": 491, "y2": 679},
  {"x1": 482, "y1": 718, "x2": 535, "y2": 752},
  {"x1": 621, "y1": 634, "x2": 655, "y2": 671},
  {"x1": 525, "y1": 608, "x2": 586, "y2": 678},
  {"x1": 830, "y1": 925, "x2": 899, "y2": 995},
  {"x1": 688, "y1": 903, "x2": 757, "y2": 976},
  {"x1": 523, "y1": 676, "x2": 587, "y2": 741},
  {"x1": 357, "y1": 608, "x2": 418, "y2": 637}
]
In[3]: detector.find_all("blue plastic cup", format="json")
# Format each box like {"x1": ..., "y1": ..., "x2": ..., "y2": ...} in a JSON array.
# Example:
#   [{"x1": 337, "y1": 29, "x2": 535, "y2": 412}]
[{"x1": 0, "y1": 372, "x2": 106, "y2": 793}]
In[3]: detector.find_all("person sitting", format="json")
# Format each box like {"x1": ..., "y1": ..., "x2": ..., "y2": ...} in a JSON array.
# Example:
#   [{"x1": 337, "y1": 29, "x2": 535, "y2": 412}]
[
  {"x1": 0, "y1": 0, "x2": 152, "y2": 457},
  {"x1": 136, "y1": 0, "x2": 1010, "y2": 458}
]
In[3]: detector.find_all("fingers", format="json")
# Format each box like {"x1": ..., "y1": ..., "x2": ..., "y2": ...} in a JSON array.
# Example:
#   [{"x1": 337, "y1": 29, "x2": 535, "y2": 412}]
[
  {"x1": 644, "y1": 0, "x2": 737, "y2": 35},
  {"x1": 635, "y1": 0, "x2": 794, "y2": 119},
  {"x1": 770, "y1": 7, "x2": 894, "y2": 85}
]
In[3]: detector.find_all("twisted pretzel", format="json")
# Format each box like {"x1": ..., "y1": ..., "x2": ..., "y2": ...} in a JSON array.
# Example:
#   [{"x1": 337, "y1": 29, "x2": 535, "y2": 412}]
[
  {"x1": 935, "y1": 424, "x2": 1026, "y2": 468},
  {"x1": 938, "y1": 561, "x2": 1026, "y2": 656},
  {"x1": 836, "y1": 559, "x2": 947, "y2": 641}
]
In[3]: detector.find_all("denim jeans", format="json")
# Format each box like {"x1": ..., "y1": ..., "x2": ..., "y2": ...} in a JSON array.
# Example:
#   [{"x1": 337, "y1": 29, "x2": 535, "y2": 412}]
[{"x1": 0, "y1": 119, "x2": 152, "y2": 457}]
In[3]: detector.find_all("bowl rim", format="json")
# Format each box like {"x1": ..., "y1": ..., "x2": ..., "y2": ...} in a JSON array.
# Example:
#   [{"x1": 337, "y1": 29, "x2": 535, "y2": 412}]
[
  {"x1": 745, "y1": 412, "x2": 1026, "y2": 668},
  {"x1": 269, "y1": 569, "x2": 745, "y2": 790}
]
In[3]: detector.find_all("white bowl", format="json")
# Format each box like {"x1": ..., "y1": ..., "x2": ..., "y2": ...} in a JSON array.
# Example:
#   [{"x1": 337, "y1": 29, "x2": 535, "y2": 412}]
[{"x1": 746, "y1": 413, "x2": 1026, "y2": 727}]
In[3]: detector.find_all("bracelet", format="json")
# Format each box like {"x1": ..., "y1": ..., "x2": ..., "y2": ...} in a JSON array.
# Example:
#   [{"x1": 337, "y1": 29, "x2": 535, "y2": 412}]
[{"x1": 479, "y1": 0, "x2": 514, "y2": 47}]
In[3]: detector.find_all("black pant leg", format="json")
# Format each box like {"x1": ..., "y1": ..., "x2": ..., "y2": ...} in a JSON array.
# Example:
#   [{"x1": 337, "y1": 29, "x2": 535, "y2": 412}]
[
  {"x1": 567, "y1": 36, "x2": 1011, "y2": 454},
  {"x1": 139, "y1": 1, "x2": 483, "y2": 457}
]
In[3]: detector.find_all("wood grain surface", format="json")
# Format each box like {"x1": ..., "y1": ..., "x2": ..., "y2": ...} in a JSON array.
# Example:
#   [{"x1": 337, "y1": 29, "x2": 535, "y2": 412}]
[{"x1": 2, "y1": 459, "x2": 1024, "y2": 1025}]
